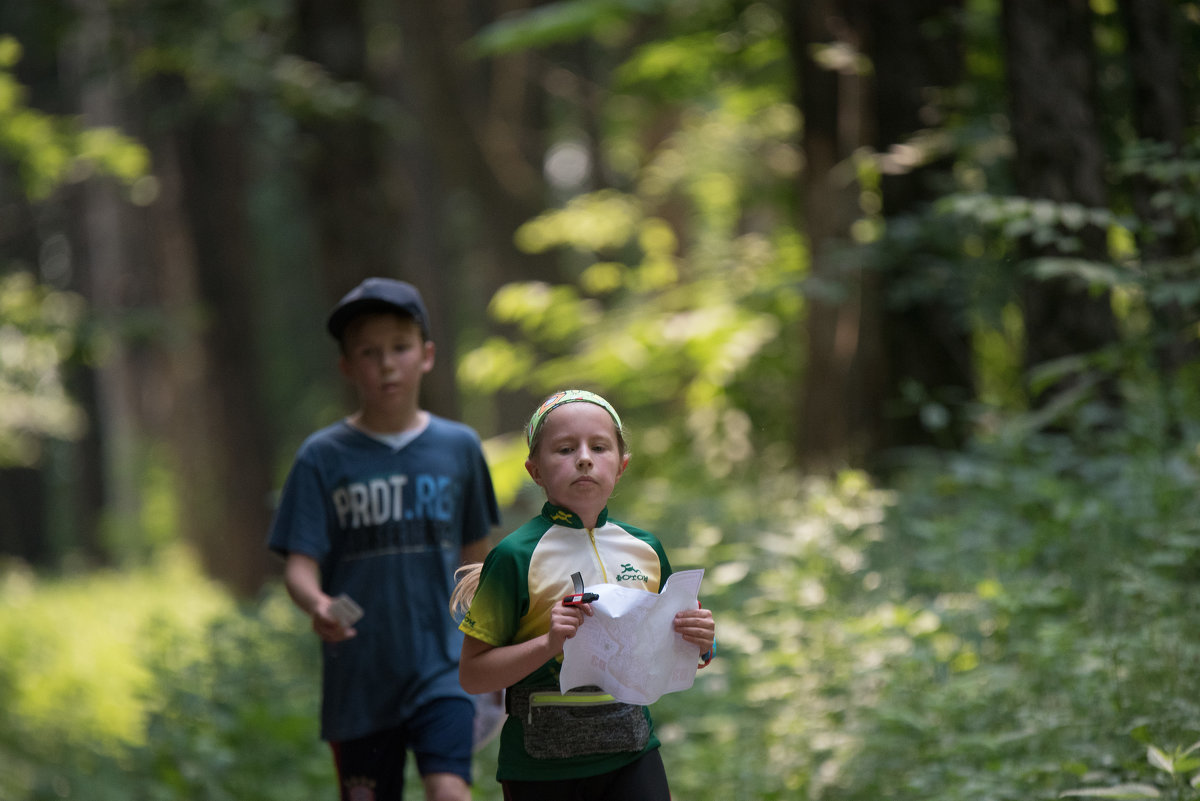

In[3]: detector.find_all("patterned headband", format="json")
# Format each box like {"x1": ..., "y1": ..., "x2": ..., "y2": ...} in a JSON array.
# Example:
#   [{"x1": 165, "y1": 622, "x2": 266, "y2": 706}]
[{"x1": 526, "y1": 390, "x2": 623, "y2": 449}]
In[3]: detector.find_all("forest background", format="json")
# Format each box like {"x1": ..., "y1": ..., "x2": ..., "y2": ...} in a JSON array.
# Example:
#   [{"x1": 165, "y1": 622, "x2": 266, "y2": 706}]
[{"x1": 3, "y1": 0, "x2": 1200, "y2": 799}]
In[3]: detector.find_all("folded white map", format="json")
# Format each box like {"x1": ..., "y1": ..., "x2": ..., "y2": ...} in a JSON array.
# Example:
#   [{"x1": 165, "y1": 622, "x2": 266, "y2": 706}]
[{"x1": 560, "y1": 568, "x2": 705, "y2": 705}]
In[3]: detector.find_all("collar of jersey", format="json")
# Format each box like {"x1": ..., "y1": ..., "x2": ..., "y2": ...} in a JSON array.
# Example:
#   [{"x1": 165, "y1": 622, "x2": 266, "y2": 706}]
[{"x1": 540, "y1": 501, "x2": 608, "y2": 529}]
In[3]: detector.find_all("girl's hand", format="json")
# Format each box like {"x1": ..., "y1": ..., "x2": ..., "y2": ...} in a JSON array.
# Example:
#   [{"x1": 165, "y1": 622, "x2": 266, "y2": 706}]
[
  {"x1": 547, "y1": 601, "x2": 592, "y2": 654},
  {"x1": 311, "y1": 597, "x2": 357, "y2": 643},
  {"x1": 673, "y1": 606, "x2": 715, "y2": 650}
]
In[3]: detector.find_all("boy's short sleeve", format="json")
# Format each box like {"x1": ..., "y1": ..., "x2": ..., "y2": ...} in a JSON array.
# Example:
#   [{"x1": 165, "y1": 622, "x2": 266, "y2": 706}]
[{"x1": 267, "y1": 452, "x2": 331, "y2": 562}]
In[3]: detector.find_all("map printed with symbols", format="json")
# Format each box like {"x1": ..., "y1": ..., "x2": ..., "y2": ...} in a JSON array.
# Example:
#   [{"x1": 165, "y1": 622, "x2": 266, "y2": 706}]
[{"x1": 560, "y1": 568, "x2": 705, "y2": 705}]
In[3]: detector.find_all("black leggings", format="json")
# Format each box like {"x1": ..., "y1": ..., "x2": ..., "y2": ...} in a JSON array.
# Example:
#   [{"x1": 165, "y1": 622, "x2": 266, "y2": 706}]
[{"x1": 501, "y1": 749, "x2": 670, "y2": 801}]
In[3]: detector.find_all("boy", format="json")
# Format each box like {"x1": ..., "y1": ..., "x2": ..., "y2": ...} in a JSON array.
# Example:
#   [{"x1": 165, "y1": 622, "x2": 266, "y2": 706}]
[{"x1": 269, "y1": 277, "x2": 500, "y2": 801}]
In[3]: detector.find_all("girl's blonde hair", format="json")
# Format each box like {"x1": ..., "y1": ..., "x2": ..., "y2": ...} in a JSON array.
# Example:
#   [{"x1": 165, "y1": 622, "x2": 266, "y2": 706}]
[{"x1": 449, "y1": 561, "x2": 483, "y2": 617}]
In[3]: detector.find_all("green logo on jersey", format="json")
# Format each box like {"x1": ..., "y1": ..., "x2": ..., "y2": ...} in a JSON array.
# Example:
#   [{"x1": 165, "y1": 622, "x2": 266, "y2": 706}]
[{"x1": 616, "y1": 563, "x2": 649, "y2": 582}]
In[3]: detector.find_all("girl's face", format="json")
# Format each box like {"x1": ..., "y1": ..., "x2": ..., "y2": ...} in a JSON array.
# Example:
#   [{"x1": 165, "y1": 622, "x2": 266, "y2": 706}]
[{"x1": 525, "y1": 402, "x2": 629, "y2": 521}]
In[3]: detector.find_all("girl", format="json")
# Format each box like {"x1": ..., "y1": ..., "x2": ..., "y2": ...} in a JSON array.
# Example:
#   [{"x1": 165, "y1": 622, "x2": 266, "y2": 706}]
[{"x1": 452, "y1": 390, "x2": 716, "y2": 800}]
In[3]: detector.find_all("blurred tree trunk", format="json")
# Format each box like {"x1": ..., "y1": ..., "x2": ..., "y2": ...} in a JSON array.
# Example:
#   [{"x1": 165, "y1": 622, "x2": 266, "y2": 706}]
[
  {"x1": 1001, "y1": 0, "x2": 1118, "y2": 404},
  {"x1": 785, "y1": 0, "x2": 875, "y2": 470},
  {"x1": 291, "y1": 0, "x2": 438, "y2": 407},
  {"x1": 865, "y1": 0, "x2": 971, "y2": 456},
  {"x1": 390, "y1": 0, "x2": 559, "y2": 434},
  {"x1": 67, "y1": 1, "x2": 276, "y2": 596},
  {"x1": 67, "y1": 0, "x2": 156, "y2": 566},
  {"x1": 1120, "y1": 0, "x2": 1186, "y2": 148},
  {"x1": 292, "y1": 0, "x2": 559, "y2": 433},
  {"x1": 1118, "y1": 0, "x2": 1197, "y2": 377},
  {"x1": 294, "y1": 0, "x2": 399, "y2": 296},
  {"x1": 0, "y1": 469, "x2": 48, "y2": 563},
  {"x1": 167, "y1": 110, "x2": 277, "y2": 597}
]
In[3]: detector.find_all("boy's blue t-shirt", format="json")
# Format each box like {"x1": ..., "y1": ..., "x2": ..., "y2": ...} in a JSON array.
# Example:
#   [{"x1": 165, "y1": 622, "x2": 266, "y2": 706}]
[{"x1": 268, "y1": 414, "x2": 499, "y2": 742}]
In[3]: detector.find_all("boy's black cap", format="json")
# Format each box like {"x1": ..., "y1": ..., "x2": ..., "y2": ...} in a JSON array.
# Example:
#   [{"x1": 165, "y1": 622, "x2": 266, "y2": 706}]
[{"x1": 327, "y1": 277, "x2": 431, "y2": 341}]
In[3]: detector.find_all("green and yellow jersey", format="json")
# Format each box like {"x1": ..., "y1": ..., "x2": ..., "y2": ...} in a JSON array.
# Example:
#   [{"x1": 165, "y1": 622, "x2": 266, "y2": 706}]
[{"x1": 460, "y1": 501, "x2": 673, "y2": 781}]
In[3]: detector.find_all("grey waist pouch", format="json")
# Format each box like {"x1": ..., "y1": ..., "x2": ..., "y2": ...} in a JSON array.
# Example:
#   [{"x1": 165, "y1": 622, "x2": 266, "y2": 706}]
[{"x1": 507, "y1": 685, "x2": 650, "y2": 760}]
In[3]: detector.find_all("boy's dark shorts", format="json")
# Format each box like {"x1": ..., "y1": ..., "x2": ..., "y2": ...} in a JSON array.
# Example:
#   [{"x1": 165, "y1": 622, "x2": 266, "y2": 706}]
[{"x1": 331, "y1": 697, "x2": 474, "y2": 799}]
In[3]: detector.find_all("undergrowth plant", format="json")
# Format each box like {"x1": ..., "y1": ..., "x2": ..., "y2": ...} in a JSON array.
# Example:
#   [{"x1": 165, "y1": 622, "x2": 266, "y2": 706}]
[
  {"x1": 2, "y1": 389, "x2": 1199, "y2": 801},
  {"x1": 1062, "y1": 739, "x2": 1200, "y2": 801}
]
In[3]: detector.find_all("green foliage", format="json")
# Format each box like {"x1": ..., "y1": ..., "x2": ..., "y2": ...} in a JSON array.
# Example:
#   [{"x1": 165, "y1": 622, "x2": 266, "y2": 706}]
[
  {"x1": 1061, "y1": 739, "x2": 1200, "y2": 801},
  {"x1": 0, "y1": 36, "x2": 150, "y2": 471},
  {"x1": 939, "y1": 136, "x2": 1200, "y2": 317},
  {"x1": 0, "y1": 551, "x2": 508, "y2": 801},
  {"x1": 646, "y1": 467, "x2": 896, "y2": 800},
  {"x1": 822, "y1": 417, "x2": 1200, "y2": 801},
  {"x1": 459, "y1": 14, "x2": 801, "y2": 501},
  {"x1": 471, "y1": 0, "x2": 661, "y2": 55},
  {"x1": 0, "y1": 564, "x2": 335, "y2": 801},
  {"x1": 116, "y1": 0, "x2": 383, "y2": 124},
  {"x1": 644, "y1": 395, "x2": 1200, "y2": 801},
  {"x1": 4, "y1": 399, "x2": 1200, "y2": 800},
  {"x1": 115, "y1": 594, "x2": 333, "y2": 801},
  {"x1": 0, "y1": 272, "x2": 87, "y2": 467},
  {"x1": 0, "y1": 550, "x2": 230, "y2": 747},
  {"x1": 0, "y1": 550, "x2": 229, "y2": 799},
  {"x1": 460, "y1": 242, "x2": 799, "y2": 501},
  {"x1": 903, "y1": 133, "x2": 1200, "y2": 427},
  {"x1": 3, "y1": 1, "x2": 1200, "y2": 799},
  {"x1": 0, "y1": 37, "x2": 148, "y2": 200}
]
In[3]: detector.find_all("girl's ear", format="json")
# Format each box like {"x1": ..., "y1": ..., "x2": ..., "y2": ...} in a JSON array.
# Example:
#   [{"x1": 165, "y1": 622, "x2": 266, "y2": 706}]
[
  {"x1": 615, "y1": 452, "x2": 631, "y2": 481},
  {"x1": 525, "y1": 458, "x2": 542, "y2": 487}
]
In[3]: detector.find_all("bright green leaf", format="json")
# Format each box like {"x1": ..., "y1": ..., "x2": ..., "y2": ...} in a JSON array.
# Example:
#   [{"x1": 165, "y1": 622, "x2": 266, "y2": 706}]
[
  {"x1": 1059, "y1": 785, "x2": 1160, "y2": 799},
  {"x1": 1147, "y1": 745, "x2": 1173, "y2": 774}
]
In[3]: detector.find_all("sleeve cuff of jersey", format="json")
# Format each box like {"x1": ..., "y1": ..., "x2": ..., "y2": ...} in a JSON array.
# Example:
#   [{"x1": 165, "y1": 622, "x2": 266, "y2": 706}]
[{"x1": 458, "y1": 621, "x2": 506, "y2": 647}]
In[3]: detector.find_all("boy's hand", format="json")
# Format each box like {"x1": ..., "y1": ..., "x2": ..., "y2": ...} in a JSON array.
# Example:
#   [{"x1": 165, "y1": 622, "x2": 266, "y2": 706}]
[
  {"x1": 673, "y1": 606, "x2": 715, "y2": 650},
  {"x1": 312, "y1": 596, "x2": 358, "y2": 642},
  {"x1": 283, "y1": 555, "x2": 358, "y2": 642}
]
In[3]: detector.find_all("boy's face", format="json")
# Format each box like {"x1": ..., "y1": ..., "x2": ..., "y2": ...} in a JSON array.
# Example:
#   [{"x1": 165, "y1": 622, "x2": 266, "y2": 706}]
[
  {"x1": 338, "y1": 313, "x2": 433, "y2": 411},
  {"x1": 525, "y1": 403, "x2": 629, "y2": 518}
]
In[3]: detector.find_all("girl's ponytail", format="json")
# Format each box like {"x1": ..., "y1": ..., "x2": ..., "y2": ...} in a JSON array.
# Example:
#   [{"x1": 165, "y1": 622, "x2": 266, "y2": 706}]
[{"x1": 449, "y1": 562, "x2": 483, "y2": 617}]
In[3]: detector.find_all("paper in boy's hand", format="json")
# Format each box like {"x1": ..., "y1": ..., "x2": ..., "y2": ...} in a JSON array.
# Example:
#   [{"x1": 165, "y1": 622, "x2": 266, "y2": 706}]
[
  {"x1": 328, "y1": 594, "x2": 364, "y2": 627},
  {"x1": 560, "y1": 569, "x2": 704, "y2": 705}
]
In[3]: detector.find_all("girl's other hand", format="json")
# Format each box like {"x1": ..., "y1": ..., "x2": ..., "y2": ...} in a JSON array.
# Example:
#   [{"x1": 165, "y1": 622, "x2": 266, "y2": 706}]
[{"x1": 673, "y1": 606, "x2": 715, "y2": 650}]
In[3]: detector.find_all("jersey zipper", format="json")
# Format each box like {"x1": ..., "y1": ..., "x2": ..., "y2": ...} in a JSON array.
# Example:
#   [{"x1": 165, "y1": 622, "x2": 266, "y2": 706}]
[{"x1": 586, "y1": 528, "x2": 608, "y2": 583}]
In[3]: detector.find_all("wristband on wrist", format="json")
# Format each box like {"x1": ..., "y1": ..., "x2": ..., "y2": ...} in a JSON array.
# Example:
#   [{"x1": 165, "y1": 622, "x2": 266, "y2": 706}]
[{"x1": 699, "y1": 639, "x2": 716, "y2": 668}]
